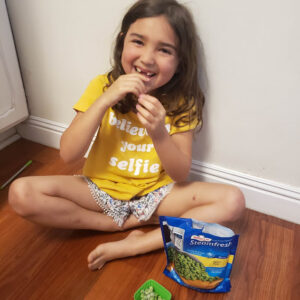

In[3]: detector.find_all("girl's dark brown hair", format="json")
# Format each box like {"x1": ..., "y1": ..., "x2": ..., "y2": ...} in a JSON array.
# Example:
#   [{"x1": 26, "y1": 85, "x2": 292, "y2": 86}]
[{"x1": 106, "y1": 0, "x2": 205, "y2": 129}]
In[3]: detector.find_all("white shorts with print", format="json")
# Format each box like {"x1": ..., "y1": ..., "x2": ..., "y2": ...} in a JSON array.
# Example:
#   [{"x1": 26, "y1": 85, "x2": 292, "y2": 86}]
[{"x1": 81, "y1": 176, "x2": 174, "y2": 227}]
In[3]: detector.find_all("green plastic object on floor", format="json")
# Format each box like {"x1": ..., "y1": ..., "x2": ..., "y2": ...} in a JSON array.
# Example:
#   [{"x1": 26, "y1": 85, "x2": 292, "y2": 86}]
[{"x1": 134, "y1": 279, "x2": 172, "y2": 300}]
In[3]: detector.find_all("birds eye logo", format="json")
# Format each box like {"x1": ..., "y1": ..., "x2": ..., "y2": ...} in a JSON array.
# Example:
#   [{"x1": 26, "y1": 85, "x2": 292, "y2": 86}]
[{"x1": 191, "y1": 235, "x2": 212, "y2": 242}]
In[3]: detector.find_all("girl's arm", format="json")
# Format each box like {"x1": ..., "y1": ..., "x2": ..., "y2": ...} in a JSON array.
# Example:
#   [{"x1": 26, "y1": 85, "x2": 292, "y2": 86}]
[
  {"x1": 152, "y1": 130, "x2": 193, "y2": 182},
  {"x1": 136, "y1": 94, "x2": 193, "y2": 182},
  {"x1": 60, "y1": 99, "x2": 109, "y2": 163},
  {"x1": 60, "y1": 73, "x2": 149, "y2": 163}
]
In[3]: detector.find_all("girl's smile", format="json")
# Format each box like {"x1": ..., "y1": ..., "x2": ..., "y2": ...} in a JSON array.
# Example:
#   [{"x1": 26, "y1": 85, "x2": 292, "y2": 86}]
[{"x1": 121, "y1": 15, "x2": 179, "y2": 92}]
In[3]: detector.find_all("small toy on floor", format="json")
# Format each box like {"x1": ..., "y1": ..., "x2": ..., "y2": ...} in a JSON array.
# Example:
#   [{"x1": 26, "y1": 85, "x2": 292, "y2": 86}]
[{"x1": 0, "y1": 160, "x2": 32, "y2": 190}]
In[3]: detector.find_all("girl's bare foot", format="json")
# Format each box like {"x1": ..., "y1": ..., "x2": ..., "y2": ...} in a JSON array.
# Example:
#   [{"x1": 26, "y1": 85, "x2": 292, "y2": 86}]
[{"x1": 87, "y1": 230, "x2": 145, "y2": 270}]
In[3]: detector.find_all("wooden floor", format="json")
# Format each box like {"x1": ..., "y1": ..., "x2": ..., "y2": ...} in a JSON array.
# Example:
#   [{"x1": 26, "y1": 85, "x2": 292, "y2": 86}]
[{"x1": 0, "y1": 139, "x2": 299, "y2": 300}]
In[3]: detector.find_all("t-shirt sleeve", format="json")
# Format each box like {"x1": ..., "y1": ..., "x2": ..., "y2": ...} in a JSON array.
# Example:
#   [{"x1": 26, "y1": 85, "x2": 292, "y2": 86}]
[
  {"x1": 73, "y1": 74, "x2": 108, "y2": 112},
  {"x1": 169, "y1": 106, "x2": 200, "y2": 135}
]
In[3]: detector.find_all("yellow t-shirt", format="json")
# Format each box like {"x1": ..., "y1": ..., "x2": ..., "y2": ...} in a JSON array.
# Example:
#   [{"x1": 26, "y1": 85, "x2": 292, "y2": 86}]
[{"x1": 73, "y1": 74, "x2": 198, "y2": 200}]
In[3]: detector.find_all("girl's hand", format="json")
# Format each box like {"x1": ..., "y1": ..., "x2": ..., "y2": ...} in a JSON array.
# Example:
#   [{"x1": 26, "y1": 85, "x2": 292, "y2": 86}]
[
  {"x1": 136, "y1": 94, "x2": 168, "y2": 140},
  {"x1": 102, "y1": 73, "x2": 150, "y2": 107}
]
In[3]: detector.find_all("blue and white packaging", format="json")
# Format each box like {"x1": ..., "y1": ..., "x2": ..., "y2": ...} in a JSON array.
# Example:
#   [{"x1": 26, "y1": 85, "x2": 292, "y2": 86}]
[{"x1": 159, "y1": 216, "x2": 239, "y2": 293}]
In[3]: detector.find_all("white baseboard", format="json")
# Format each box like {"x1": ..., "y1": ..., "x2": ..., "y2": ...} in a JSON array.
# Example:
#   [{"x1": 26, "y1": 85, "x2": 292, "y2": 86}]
[
  {"x1": 190, "y1": 161, "x2": 300, "y2": 224},
  {"x1": 17, "y1": 116, "x2": 67, "y2": 149},
  {"x1": 0, "y1": 128, "x2": 21, "y2": 150},
  {"x1": 16, "y1": 116, "x2": 300, "y2": 224}
]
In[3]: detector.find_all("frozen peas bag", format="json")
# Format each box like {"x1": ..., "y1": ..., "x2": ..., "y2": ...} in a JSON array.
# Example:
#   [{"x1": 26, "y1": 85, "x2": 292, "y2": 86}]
[{"x1": 159, "y1": 216, "x2": 239, "y2": 293}]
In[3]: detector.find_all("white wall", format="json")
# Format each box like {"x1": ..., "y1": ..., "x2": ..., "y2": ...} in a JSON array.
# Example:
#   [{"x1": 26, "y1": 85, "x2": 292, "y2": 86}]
[
  {"x1": 188, "y1": 0, "x2": 300, "y2": 187},
  {"x1": 5, "y1": 0, "x2": 300, "y2": 222},
  {"x1": 6, "y1": 0, "x2": 136, "y2": 123}
]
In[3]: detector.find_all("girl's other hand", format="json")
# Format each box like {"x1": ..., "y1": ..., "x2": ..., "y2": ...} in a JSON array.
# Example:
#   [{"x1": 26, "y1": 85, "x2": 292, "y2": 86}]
[
  {"x1": 102, "y1": 73, "x2": 150, "y2": 107},
  {"x1": 136, "y1": 94, "x2": 167, "y2": 140}
]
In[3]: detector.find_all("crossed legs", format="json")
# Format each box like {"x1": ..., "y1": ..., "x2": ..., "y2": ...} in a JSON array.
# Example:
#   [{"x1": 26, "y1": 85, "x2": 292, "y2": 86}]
[
  {"x1": 8, "y1": 175, "x2": 152, "y2": 232},
  {"x1": 8, "y1": 176, "x2": 245, "y2": 270}
]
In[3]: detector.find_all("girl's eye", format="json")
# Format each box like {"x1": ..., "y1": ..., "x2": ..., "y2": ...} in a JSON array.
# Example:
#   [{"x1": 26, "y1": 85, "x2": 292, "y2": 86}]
[
  {"x1": 160, "y1": 48, "x2": 172, "y2": 55},
  {"x1": 132, "y1": 39, "x2": 143, "y2": 46}
]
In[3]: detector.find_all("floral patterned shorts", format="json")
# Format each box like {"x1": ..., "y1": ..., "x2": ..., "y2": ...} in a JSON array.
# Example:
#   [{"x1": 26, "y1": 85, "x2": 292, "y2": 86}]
[{"x1": 81, "y1": 176, "x2": 174, "y2": 227}]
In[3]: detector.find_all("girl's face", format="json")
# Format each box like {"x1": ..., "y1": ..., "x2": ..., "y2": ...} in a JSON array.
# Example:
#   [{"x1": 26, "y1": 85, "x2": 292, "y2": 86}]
[{"x1": 121, "y1": 15, "x2": 179, "y2": 93}]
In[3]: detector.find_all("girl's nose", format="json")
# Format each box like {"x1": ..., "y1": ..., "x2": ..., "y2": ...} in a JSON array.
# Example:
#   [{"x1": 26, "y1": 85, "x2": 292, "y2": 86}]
[{"x1": 140, "y1": 48, "x2": 155, "y2": 65}]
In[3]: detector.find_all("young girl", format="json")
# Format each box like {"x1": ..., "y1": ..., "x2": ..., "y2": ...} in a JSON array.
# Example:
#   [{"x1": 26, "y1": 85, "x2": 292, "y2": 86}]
[{"x1": 8, "y1": 0, "x2": 245, "y2": 271}]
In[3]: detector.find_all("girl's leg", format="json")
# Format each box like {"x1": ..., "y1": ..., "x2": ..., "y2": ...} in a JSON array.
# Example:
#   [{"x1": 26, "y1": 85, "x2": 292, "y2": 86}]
[
  {"x1": 8, "y1": 175, "x2": 152, "y2": 232},
  {"x1": 155, "y1": 181, "x2": 245, "y2": 223},
  {"x1": 87, "y1": 182, "x2": 245, "y2": 270}
]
